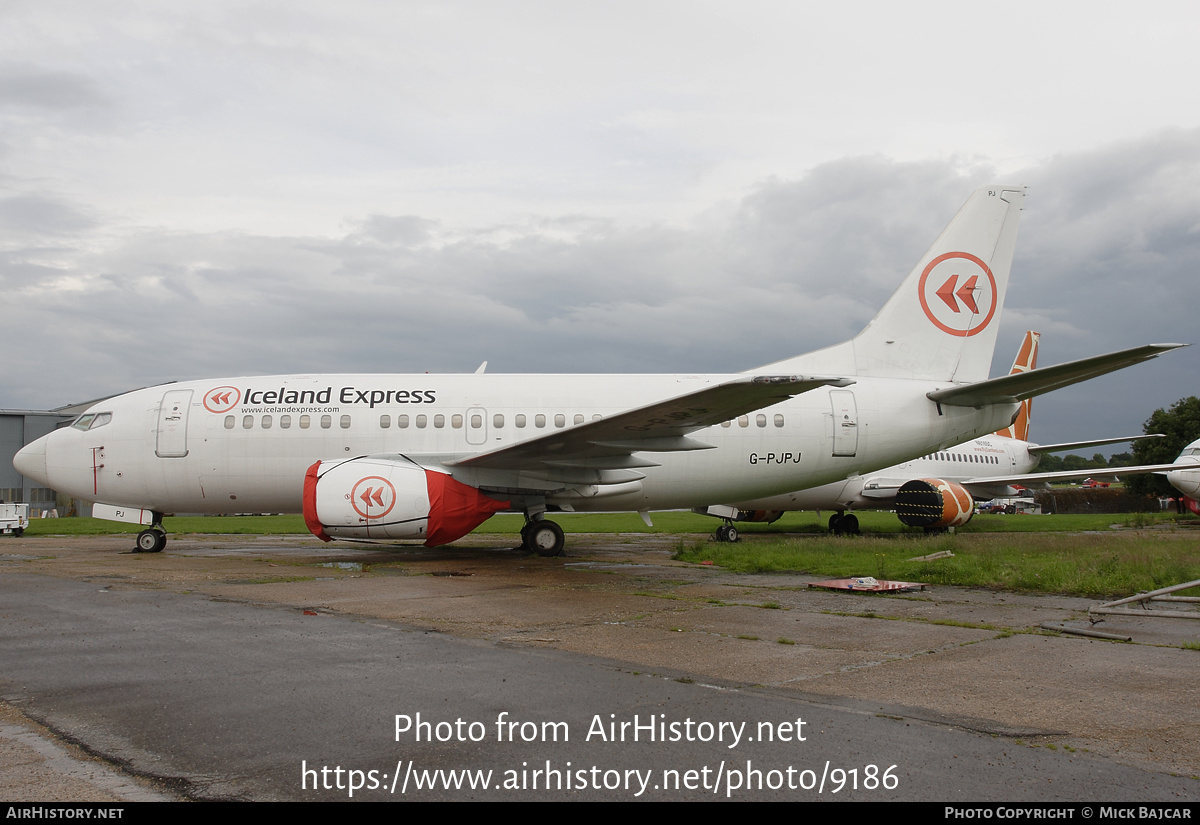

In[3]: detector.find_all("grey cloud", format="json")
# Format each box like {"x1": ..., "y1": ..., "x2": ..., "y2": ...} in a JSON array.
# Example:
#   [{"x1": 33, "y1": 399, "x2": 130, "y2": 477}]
[
  {"x1": 0, "y1": 195, "x2": 97, "y2": 237},
  {"x1": 4, "y1": 140, "x2": 1198, "y2": 454},
  {"x1": 349, "y1": 215, "x2": 438, "y2": 247},
  {"x1": 0, "y1": 65, "x2": 109, "y2": 111}
]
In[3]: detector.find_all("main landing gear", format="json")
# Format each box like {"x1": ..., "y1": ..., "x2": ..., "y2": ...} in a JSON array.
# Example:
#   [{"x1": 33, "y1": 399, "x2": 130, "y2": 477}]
[
  {"x1": 521, "y1": 517, "x2": 565, "y2": 557},
  {"x1": 828, "y1": 512, "x2": 860, "y2": 536},
  {"x1": 714, "y1": 522, "x2": 740, "y2": 543},
  {"x1": 134, "y1": 513, "x2": 167, "y2": 553}
]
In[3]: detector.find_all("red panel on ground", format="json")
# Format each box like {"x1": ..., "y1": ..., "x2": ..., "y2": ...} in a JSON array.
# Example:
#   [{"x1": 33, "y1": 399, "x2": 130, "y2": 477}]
[{"x1": 424, "y1": 472, "x2": 509, "y2": 547}]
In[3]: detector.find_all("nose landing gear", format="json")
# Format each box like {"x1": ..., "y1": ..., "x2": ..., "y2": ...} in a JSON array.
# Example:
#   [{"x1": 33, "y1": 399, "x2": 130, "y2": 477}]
[{"x1": 134, "y1": 513, "x2": 167, "y2": 553}]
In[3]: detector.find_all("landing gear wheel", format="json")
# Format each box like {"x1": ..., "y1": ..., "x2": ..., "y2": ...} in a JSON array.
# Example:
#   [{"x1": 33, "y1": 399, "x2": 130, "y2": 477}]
[
  {"x1": 829, "y1": 514, "x2": 844, "y2": 535},
  {"x1": 842, "y1": 514, "x2": 859, "y2": 535},
  {"x1": 724, "y1": 525, "x2": 739, "y2": 543},
  {"x1": 135, "y1": 529, "x2": 166, "y2": 553},
  {"x1": 527, "y1": 520, "x2": 565, "y2": 557},
  {"x1": 715, "y1": 525, "x2": 729, "y2": 542}
]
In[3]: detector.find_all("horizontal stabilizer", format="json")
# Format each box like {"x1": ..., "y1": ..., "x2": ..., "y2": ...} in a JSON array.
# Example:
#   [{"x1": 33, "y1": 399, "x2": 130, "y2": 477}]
[{"x1": 929, "y1": 344, "x2": 1186, "y2": 407}]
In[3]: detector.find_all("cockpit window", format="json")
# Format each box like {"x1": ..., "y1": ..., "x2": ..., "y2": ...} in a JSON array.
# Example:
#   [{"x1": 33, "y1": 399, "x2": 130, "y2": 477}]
[{"x1": 72, "y1": 412, "x2": 112, "y2": 431}]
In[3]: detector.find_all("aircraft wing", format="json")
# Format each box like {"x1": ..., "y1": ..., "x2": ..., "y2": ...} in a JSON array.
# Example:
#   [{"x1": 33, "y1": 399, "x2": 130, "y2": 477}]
[
  {"x1": 957, "y1": 463, "x2": 1185, "y2": 492},
  {"x1": 928, "y1": 344, "x2": 1185, "y2": 407},
  {"x1": 851, "y1": 462, "x2": 1183, "y2": 502},
  {"x1": 446, "y1": 374, "x2": 851, "y2": 474},
  {"x1": 1026, "y1": 433, "x2": 1163, "y2": 455}
]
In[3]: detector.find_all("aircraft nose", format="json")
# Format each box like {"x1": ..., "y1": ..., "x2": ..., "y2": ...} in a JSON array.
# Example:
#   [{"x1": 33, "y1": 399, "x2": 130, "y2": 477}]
[
  {"x1": 14, "y1": 437, "x2": 49, "y2": 486},
  {"x1": 1167, "y1": 467, "x2": 1200, "y2": 498}
]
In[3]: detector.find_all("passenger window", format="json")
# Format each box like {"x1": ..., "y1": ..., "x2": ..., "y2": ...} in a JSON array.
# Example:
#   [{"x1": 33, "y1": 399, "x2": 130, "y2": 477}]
[
  {"x1": 774, "y1": 414, "x2": 784, "y2": 428},
  {"x1": 262, "y1": 415, "x2": 273, "y2": 429},
  {"x1": 320, "y1": 415, "x2": 332, "y2": 429},
  {"x1": 738, "y1": 416, "x2": 749, "y2": 428},
  {"x1": 451, "y1": 414, "x2": 463, "y2": 429},
  {"x1": 243, "y1": 416, "x2": 254, "y2": 429},
  {"x1": 721, "y1": 420, "x2": 731, "y2": 428},
  {"x1": 299, "y1": 415, "x2": 311, "y2": 429},
  {"x1": 471, "y1": 414, "x2": 482, "y2": 428},
  {"x1": 592, "y1": 414, "x2": 602, "y2": 421},
  {"x1": 224, "y1": 415, "x2": 235, "y2": 429},
  {"x1": 493, "y1": 414, "x2": 504, "y2": 428},
  {"x1": 434, "y1": 414, "x2": 445, "y2": 428},
  {"x1": 535, "y1": 414, "x2": 546, "y2": 428},
  {"x1": 515, "y1": 414, "x2": 526, "y2": 428},
  {"x1": 280, "y1": 415, "x2": 291, "y2": 429},
  {"x1": 554, "y1": 414, "x2": 565, "y2": 428},
  {"x1": 756, "y1": 414, "x2": 766, "y2": 428},
  {"x1": 379, "y1": 415, "x2": 390, "y2": 429},
  {"x1": 573, "y1": 414, "x2": 583, "y2": 425},
  {"x1": 416, "y1": 414, "x2": 427, "y2": 428},
  {"x1": 398, "y1": 414, "x2": 409, "y2": 428},
  {"x1": 340, "y1": 415, "x2": 351, "y2": 429}
]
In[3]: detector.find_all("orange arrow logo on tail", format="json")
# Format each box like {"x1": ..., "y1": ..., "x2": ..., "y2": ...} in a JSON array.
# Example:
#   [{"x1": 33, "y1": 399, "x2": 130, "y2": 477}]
[{"x1": 935, "y1": 274, "x2": 980, "y2": 313}]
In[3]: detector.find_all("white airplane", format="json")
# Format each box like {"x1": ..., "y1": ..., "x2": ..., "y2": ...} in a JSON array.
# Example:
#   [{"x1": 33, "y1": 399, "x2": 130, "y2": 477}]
[
  {"x1": 13, "y1": 185, "x2": 1184, "y2": 555},
  {"x1": 701, "y1": 331, "x2": 1171, "y2": 537}
]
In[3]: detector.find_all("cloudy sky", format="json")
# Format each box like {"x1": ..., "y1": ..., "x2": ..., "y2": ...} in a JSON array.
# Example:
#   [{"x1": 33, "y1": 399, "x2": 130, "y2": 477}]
[{"x1": 3, "y1": 1, "x2": 1199, "y2": 449}]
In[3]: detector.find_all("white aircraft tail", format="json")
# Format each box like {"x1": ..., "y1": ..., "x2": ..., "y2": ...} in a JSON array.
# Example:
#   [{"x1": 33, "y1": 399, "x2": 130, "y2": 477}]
[
  {"x1": 994, "y1": 330, "x2": 1040, "y2": 440},
  {"x1": 759, "y1": 185, "x2": 1025, "y2": 383}
]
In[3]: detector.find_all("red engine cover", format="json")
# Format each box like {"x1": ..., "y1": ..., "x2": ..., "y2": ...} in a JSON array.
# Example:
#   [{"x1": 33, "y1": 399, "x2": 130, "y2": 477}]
[{"x1": 303, "y1": 457, "x2": 508, "y2": 546}]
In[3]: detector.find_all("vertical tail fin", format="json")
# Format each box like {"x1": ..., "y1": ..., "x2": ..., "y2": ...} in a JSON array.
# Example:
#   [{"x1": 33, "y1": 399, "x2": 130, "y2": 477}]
[
  {"x1": 851, "y1": 185, "x2": 1025, "y2": 382},
  {"x1": 993, "y1": 330, "x2": 1040, "y2": 440},
  {"x1": 759, "y1": 185, "x2": 1026, "y2": 382}
]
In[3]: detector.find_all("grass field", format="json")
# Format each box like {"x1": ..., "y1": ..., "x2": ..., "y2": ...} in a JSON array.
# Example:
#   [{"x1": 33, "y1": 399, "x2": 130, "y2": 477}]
[
  {"x1": 17, "y1": 510, "x2": 1200, "y2": 598},
  {"x1": 670, "y1": 532, "x2": 1200, "y2": 598},
  {"x1": 19, "y1": 508, "x2": 1194, "y2": 538}
]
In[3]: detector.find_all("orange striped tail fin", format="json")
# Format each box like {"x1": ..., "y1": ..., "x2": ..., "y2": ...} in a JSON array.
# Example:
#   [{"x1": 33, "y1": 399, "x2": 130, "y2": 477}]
[{"x1": 994, "y1": 331, "x2": 1040, "y2": 440}]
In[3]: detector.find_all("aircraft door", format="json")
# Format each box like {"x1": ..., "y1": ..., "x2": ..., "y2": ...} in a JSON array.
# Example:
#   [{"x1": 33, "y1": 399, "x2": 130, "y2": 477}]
[
  {"x1": 465, "y1": 407, "x2": 488, "y2": 446},
  {"x1": 829, "y1": 390, "x2": 858, "y2": 457},
  {"x1": 156, "y1": 389, "x2": 193, "y2": 458}
]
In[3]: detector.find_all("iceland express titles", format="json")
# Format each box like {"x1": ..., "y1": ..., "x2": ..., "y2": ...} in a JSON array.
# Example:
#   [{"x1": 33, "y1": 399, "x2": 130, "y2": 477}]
[{"x1": 241, "y1": 386, "x2": 436, "y2": 408}]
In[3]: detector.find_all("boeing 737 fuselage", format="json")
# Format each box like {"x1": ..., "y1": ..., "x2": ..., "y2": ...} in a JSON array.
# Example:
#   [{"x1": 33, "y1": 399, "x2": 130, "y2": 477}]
[{"x1": 13, "y1": 186, "x2": 1182, "y2": 554}]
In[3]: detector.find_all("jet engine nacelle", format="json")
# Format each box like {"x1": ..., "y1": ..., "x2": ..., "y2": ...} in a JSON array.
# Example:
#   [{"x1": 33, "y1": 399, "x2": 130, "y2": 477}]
[
  {"x1": 303, "y1": 457, "x2": 509, "y2": 546},
  {"x1": 894, "y1": 478, "x2": 974, "y2": 529}
]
